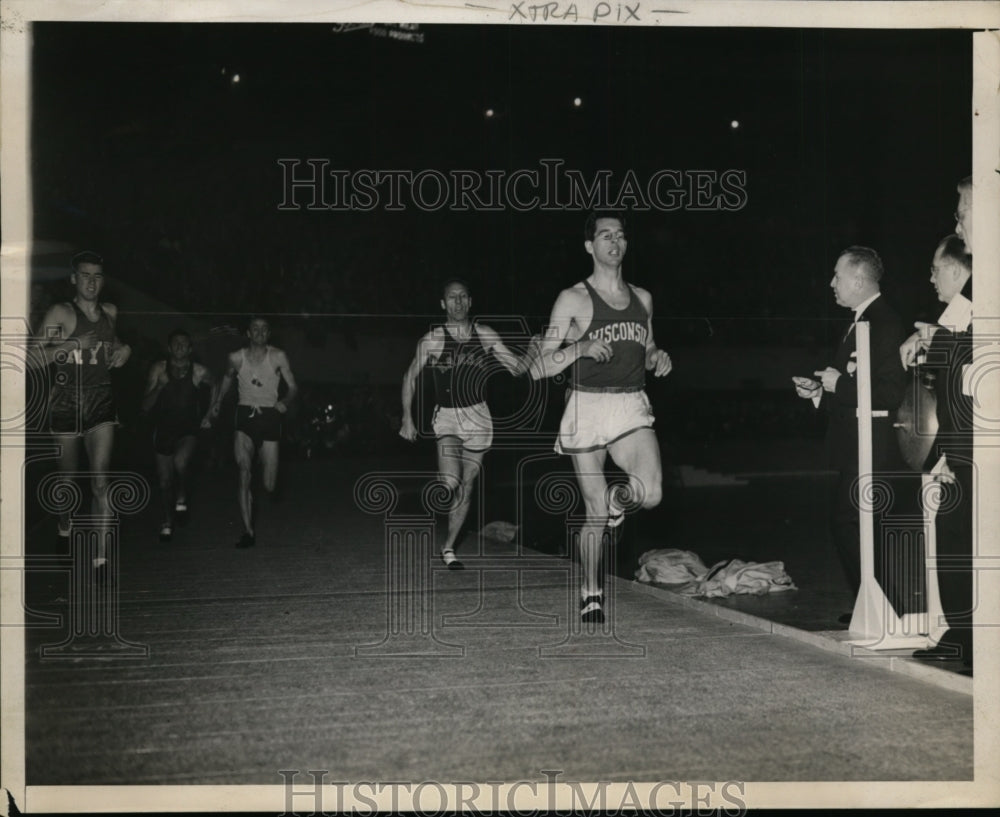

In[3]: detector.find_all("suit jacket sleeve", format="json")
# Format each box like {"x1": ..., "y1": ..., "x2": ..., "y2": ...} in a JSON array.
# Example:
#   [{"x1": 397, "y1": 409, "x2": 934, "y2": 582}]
[
  {"x1": 925, "y1": 324, "x2": 973, "y2": 465},
  {"x1": 829, "y1": 299, "x2": 907, "y2": 412}
]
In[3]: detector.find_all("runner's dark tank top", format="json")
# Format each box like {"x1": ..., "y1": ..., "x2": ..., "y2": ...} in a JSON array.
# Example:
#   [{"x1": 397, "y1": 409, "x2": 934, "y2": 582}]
[
  {"x1": 430, "y1": 324, "x2": 489, "y2": 408},
  {"x1": 57, "y1": 300, "x2": 115, "y2": 388},
  {"x1": 572, "y1": 279, "x2": 649, "y2": 391},
  {"x1": 156, "y1": 361, "x2": 201, "y2": 431}
]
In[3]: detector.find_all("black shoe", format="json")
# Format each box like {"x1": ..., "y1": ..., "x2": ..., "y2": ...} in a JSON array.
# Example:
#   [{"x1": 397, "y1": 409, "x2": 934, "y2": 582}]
[
  {"x1": 159, "y1": 523, "x2": 173, "y2": 543},
  {"x1": 913, "y1": 630, "x2": 972, "y2": 665},
  {"x1": 912, "y1": 644, "x2": 965, "y2": 662},
  {"x1": 236, "y1": 532, "x2": 256, "y2": 549},
  {"x1": 581, "y1": 594, "x2": 604, "y2": 624},
  {"x1": 174, "y1": 503, "x2": 190, "y2": 527}
]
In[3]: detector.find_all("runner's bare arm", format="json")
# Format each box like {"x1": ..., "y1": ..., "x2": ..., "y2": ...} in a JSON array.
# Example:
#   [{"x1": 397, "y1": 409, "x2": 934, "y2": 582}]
[
  {"x1": 103, "y1": 304, "x2": 132, "y2": 368},
  {"x1": 529, "y1": 287, "x2": 611, "y2": 380},
  {"x1": 637, "y1": 289, "x2": 671, "y2": 377},
  {"x1": 275, "y1": 350, "x2": 298, "y2": 413},
  {"x1": 192, "y1": 362, "x2": 213, "y2": 390},
  {"x1": 193, "y1": 363, "x2": 219, "y2": 426},
  {"x1": 141, "y1": 360, "x2": 169, "y2": 414},
  {"x1": 210, "y1": 352, "x2": 240, "y2": 419},
  {"x1": 476, "y1": 323, "x2": 530, "y2": 376},
  {"x1": 400, "y1": 330, "x2": 443, "y2": 441},
  {"x1": 27, "y1": 303, "x2": 79, "y2": 368}
]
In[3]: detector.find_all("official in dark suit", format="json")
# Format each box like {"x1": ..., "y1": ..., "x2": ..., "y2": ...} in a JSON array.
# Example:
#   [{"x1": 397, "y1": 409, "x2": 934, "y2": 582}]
[
  {"x1": 794, "y1": 247, "x2": 908, "y2": 601},
  {"x1": 902, "y1": 230, "x2": 974, "y2": 669}
]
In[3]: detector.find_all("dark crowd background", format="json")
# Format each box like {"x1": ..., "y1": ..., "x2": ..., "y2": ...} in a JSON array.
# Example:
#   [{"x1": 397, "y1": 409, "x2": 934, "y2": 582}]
[{"x1": 25, "y1": 22, "x2": 972, "y2": 469}]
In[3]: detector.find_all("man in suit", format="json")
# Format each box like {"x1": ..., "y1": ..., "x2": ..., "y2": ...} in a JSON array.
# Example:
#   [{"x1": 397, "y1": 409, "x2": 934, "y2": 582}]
[
  {"x1": 903, "y1": 221, "x2": 974, "y2": 669},
  {"x1": 793, "y1": 246, "x2": 908, "y2": 606}
]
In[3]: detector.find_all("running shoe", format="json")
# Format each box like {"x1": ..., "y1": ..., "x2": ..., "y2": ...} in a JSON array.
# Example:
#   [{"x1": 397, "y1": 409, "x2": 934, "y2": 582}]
[
  {"x1": 580, "y1": 594, "x2": 604, "y2": 623},
  {"x1": 92, "y1": 558, "x2": 108, "y2": 586},
  {"x1": 441, "y1": 548, "x2": 464, "y2": 570},
  {"x1": 606, "y1": 489, "x2": 625, "y2": 528}
]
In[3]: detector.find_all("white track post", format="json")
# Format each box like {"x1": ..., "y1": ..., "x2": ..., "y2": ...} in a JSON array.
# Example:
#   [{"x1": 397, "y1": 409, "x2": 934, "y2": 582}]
[
  {"x1": 848, "y1": 321, "x2": 931, "y2": 649},
  {"x1": 921, "y1": 472, "x2": 950, "y2": 645}
]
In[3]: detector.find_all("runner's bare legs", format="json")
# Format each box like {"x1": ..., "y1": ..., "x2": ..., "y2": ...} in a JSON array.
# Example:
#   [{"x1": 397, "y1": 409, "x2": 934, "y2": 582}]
[
  {"x1": 570, "y1": 448, "x2": 611, "y2": 600},
  {"x1": 234, "y1": 431, "x2": 256, "y2": 538},
  {"x1": 437, "y1": 438, "x2": 485, "y2": 565}
]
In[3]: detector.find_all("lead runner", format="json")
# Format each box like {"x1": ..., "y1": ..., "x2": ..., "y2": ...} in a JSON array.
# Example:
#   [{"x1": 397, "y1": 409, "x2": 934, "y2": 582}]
[{"x1": 530, "y1": 211, "x2": 672, "y2": 623}]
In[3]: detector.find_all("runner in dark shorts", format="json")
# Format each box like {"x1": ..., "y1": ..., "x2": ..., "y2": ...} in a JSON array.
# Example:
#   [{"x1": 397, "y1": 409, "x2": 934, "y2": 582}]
[
  {"x1": 49, "y1": 383, "x2": 117, "y2": 434},
  {"x1": 234, "y1": 404, "x2": 282, "y2": 449},
  {"x1": 30, "y1": 251, "x2": 132, "y2": 574},
  {"x1": 210, "y1": 317, "x2": 298, "y2": 549},
  {"x1": 142, "y1": 329, "x2": 217, "y2": 541}
]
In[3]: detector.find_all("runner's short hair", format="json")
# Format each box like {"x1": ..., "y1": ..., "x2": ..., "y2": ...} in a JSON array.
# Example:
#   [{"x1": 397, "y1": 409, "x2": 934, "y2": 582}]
[
  {"x1": 441, "y1": 278, "x2": 472, "y2": 298},
  {"x1": 71, "y1": 250, "x2": 104, "y2": 271},
  {"x1": 584, "y1": 211, "x2": 627, "y2": 242}
]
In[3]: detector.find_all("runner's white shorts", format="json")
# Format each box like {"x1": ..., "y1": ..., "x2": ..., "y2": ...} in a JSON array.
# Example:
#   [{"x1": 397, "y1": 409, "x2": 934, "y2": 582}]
[
  {"x1": 432, "y1": 401, "x2": 493, "y2": 452},
  {"x1": 555, "y1": 389, "x2": 655, "y2": 455}
]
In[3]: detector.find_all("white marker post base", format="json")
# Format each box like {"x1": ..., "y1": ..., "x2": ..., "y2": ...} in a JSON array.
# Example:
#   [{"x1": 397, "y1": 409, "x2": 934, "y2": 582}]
[
  {"x1": 916, "y1": 471, "x2": 951, "y2": 647},
  {"x1": 846, "y1": 322, "x2": 932, "y2": 650},
  {"x1": 846, "y1": 579, "x2": 932, "y2": 650}
]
